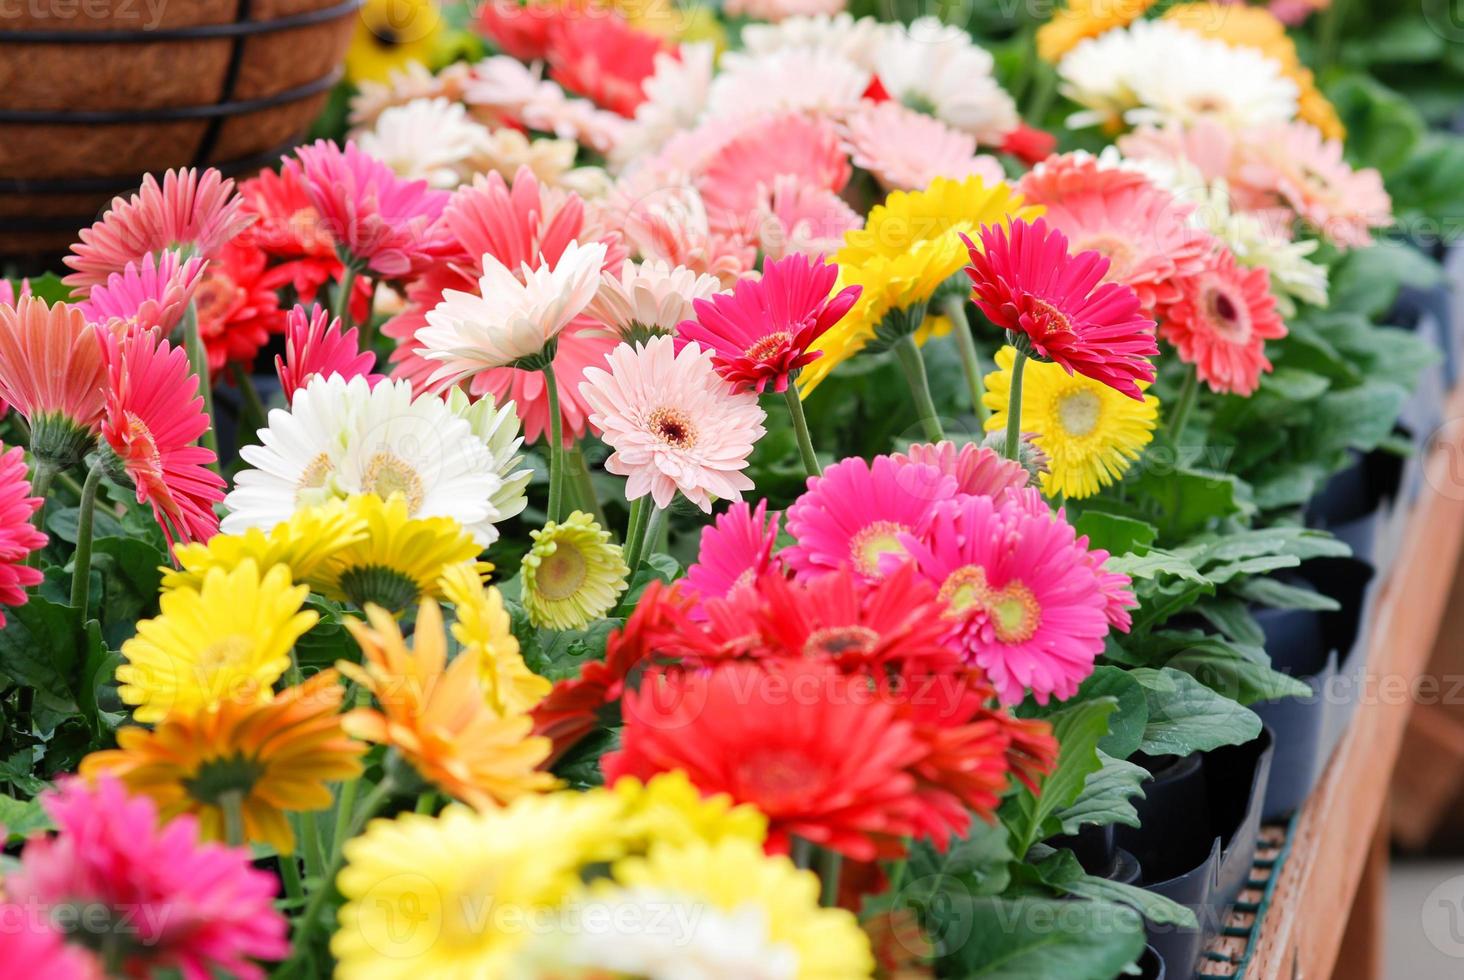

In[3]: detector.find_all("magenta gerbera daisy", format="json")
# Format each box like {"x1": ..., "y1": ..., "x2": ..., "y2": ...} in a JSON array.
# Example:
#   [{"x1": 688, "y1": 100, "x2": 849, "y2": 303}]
[
  {"x1": 962, "y1": 217, "x2": 1158, "y2": 400},
  {"x1": 677, "y1": 253, "x2": 861, "y2": 395},
  {"x1": 890, "y1": 441, "x2": 1031, "y2": 500},
  {"x1": 4, "y1": 776, "x2": 287, "y2": 980},
  {"x1": 1159, "y1": 247, "x2": 1288, "y2": 396},
  {"x1": 101, "y1": 327, "x2": 225, "y2": 548},
  {"x1": 63, "y1": 168, "x2": 251, "y2": 294},
  {"x1": 681, "y1": 498, "x2": 781, "y2": 618},
  {"x1": 77, "y1": 249, "x2": 205, "y2": 333},
  {"x1": 293, "y1": 139, "x2": 451, "y2": 278},
  {"x1": 579, "y1": 335, "x2": 767, "y2": 512},
  {"x1": 275, "y1": 303, "x2": 381, "y2": 403},
  {"x1": 783, "y1": 454, "x2": 958, "y2": 582},
  {"x1": 0, "y1": 444, "x2": 46, "y2": 627},
  {"x1": 901, "y1": 492, "x2": 1114, "y2": 704}
]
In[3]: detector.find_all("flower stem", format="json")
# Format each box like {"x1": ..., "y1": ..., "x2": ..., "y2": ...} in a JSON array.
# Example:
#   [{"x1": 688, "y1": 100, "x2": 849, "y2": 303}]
[
  {"x1": 625, "y1": 503, "x2": 664, "y2": 572},
  {"x1": 230, "y1": 362, "x2": 269, "y2": 451},
  {"x1": 893, "y1": 334, "x2": 944, "y2": 441},
  {"x1": 622, "y1": 494, "x2": 647, "y2": 552},
  {"x1": 334, "y1": 264, "x2": 358, "y2": 333},
  {"x1": 783, "y1": 385, "x2": 822, "y2": 478},
  {"x1": 944, "y1": 294, "x2": 990, "y2": 425},
  {"x1": 220, "y1": 789, "x2": 246, "y2": 847},
  {"x1": 300, "y1": 810, "x2": 326, "y2": 885},
  {"x1": 790, "y1": 836, "x2": 814, "y2": 870},
  {"x1": 543, "y1": 363, "x2": 565, "y2": 523},
  {"x1": 26, "y1": 458, "x2": 57, "y2": 560},
  {"x1": 68, "y1": 463, "x2": 103, "y2": 611},
  {"x1": 1167, "y1": 367, "x2": 1199, "y2": 449},
  {"x1": 816, "y1": 846, "x2": 843, "y2": 908},
  {"x1": 1004, "y1": 349, "x2": 1029, "y2": 462},
  {"x1": 181, "y1": 300, "x2": 220, "y2": 471},
  {"x1": 566, "y1": 445, "x2": 608, "y2": 529}
]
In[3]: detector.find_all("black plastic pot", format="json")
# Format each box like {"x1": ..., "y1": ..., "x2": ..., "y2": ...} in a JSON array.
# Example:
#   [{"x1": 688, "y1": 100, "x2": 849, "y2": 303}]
[
  {"x1": 1108, "y1": 847, "x2": 1142, "y2": 887},
  {"x1": 1320, "y1": 560, "x2": 1381, "y2": 757},
  {"x1": 1127, "y1": 837, "x2": 1221, "y2": 974},
  {"x1": 1119, "y1": 752, "x2": 1211, "y2": 884},
  {"x1": 1046, "y1": 823, "x2": 1117, "y2": 877},
  {"x1": 1211, "y1": 729, "x2": 1275, "y2": 909},
  {"x1": 1134, "y1": 944, "x2": 1165, "y2": 980},
  {"x1": 1255, "y1": 657, "x2": 1334, "y2": 821},
  {"x1": 1306, "y1": 451, "x2": 1404, "y2": 567},
  {"x1": 212, "y1": 371, "x2": 284, "y2": 468}
]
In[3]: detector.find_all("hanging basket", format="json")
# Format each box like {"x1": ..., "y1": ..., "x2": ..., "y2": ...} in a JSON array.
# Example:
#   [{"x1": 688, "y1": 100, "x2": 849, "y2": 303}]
[{"x1": 0, "y1": 0, "x2": 360, "y2": 259}]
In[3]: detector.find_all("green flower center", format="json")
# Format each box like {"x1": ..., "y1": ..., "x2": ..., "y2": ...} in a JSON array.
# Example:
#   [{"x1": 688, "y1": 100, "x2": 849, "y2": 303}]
[{"x1": 339, "y1": 564, "x2": 420, "y2": 613}]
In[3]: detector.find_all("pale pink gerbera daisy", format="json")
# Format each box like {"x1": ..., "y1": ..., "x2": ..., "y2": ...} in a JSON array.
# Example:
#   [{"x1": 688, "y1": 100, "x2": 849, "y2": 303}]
[
  {"x1": 63, "y1": 168, "x2": 251, "y2": 294},
  {"x1": 705, "y1": 47, "x2": 869, "y2": 120},
  {"x1": 681, "y1": 498, "x2": 781, "y2": 618},
  {"x1": 963, "y1": 218, "x2": 1158, "y2": 401},
  {"x1": 1117, "y1": 119, "x2": 1242, "y2": 189},
  {"x1": 275, "y1": 304, "x2": 381, "y2": 402},
  {"x1": 842, "y1": 101, "x2": 1005, "y2": 192},
  {"x1": 601, "y1": 178, "x2": 756, "y2": 288},
  {"x1": 677, "y1": 252, "x2": 860, "y2": 394},
  {"x1": 78, "y1": 249, "x2": 206, "y2": 333},
  {"x1": 1237, "y1": 121, "x2": 1392, "y2": 250},
  {"x1": 0, "y1": 297, "x2": 108, "y2": 466},
  {"x1": 584, "y1": 258, "x2": 726, "y2": 342},
  {"x1": 580, "y1": 335, "x2": 767, "y2": 512},
  {"x1": 0, "y1": 444, "x2": 46, "y2": 628},
  {"x1": 4, "y1": 776, "x2": 287, "y2": 980},
  {"x1": 102, "y1": 326, "x2": 225, "y2": 547},
  {"x1": 782, "y1": 454, "x2": 957, "y2": 582},
  {"x1": 384, "y1": 166, "x2": 627, "y2": 446},
  {"x1": 293, "y1": 139, "x2": 451, "y2": 277},
  {"x1": 890, "y1": 441, "x2": 1031, "y2": 500},
  {"x1": 1017, "y1": 158, "x2": 1216, "y2": 312},
  {"x1": 901, "y1": 492, "x2": 1113, "y2": 704},
  {"x1": 1159, "y1": 247, "x2": 1287, "y2": 396},
  {"x1": 698, "y1": 112, "x2": 851, "y2": 238},
  {"x1": 754, "y1": 173, "x2": 863, "y2": 261}
]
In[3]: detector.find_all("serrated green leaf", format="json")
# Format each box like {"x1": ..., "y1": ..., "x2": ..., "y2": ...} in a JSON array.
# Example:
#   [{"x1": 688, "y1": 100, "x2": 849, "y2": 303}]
[
  {"x1": 1234, "y1": 576, "x2": 1340, "y2": 612},
  {"x1": 1032, "y1": 849, "x2": 1197, "y2": 929},
  {"x1": 1004, "y1": 698, "x2": 1116, "y2": 856},
  {"x1": 1052, "y1": 751, "x2": 1148, "y2": 835},
  {"x1": 1130, "y1": 667, "x2": 1261, "y2": 755},
  {"x1": 936, "y1": 895, "x2": 1145, "y2": 979}
]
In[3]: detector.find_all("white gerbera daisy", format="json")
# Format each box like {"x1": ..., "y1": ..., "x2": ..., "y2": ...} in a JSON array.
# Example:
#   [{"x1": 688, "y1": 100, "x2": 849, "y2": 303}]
[
  {"x1": 223, "y1": 376, "x2": 512, "y2": 546},
  {"x1": 1188, "y1": 179, "x2": 1329, "y2": 314},
  {"x1": 872, "y1": 16, "x2": 1018, "y2": 143},
  {"x1": 1059, "y1": 21, "x2": 1297, "y2": 133},
  {"x1": 418, "y1": 239, "x2": 607, "y2": 382},
  {"x1": 740, "y1": 12, "x2": 890, "y2": 68},
  {"x1": 354, "y1": 97, "x2": 490, "y2": 189},
  {"x1": 584, "y1": 259, "x2": 725, "y2": 341},
  {"x1": 446, "y1": 388, "x2": 534, "y2": 524},
  {"x1": 611, "y1": 43, "x2": 715, "y2": 171},
  {"x1": 705, "y1": 47, "x2": 869, "y2": 120}
]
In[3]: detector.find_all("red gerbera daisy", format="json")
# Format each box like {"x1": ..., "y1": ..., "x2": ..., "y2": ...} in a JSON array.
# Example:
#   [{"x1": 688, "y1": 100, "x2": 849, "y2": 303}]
[
  {"x1": 603, "y1": 658, "x2": 926, "y2": 860},
  {"x1": 1158, "y1": 247, "x2": 1288, "y2": 396},
  {"x1": 547, "y1": 13, "x2": 671, "y2": 118},
  {"x1": 676, "y1": 253, "x2": 861, "y2": 394},
  {"x1": 102, "y1": 327, "x2": 225, "y2": 548},
  {"x1": 476, "y1": 0, "x2": 564, "y2": 60},
  {"x1": 963, "y1": 217, "x2": 1158, "y2": 400},
  {"x1": 192, "y1": 240, "x2": 284, "y2": 376}
]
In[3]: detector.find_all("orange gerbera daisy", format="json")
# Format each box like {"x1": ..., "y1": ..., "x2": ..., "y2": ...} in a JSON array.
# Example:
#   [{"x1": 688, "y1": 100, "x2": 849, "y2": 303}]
[
  {"x1": 80, "y1": 671, "x2": 365, "y2": 854},
  {"x1": 339, "y1": 599, "x2": 556, "y2": 809}
]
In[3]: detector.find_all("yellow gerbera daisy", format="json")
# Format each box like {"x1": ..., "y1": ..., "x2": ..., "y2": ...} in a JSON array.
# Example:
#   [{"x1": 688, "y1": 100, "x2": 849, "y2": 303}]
[
  {"x1": 438, "y1": 561, "x2": 550, "y2": 718},
  {"x1": 311, "y1": 493, "x2": 485, "y2": 613},
  {"x1": 81, "y1": 671, "x2": 364, "y2": 853},
  {"x1": 345, "y1": 0, "x2": 443, "y2": 86},
  {"x1": 333, "y1": 793, "x2": 624, "y2": 977},
  {"x1": 800, "y1": 177, "x2": 1042, "y2": 396},
  {"x1": 520, "y1": 511, "x2": 629, "y2": 630},
  {"x1": 162, "y1": 498, "x2": 369, "y2": 592},
  {"x1": 1163, "y1": 2, "x2": 1344, "y2": 139},
  {"x1": 1037, "y1": 0, "x2": 1158, "y2": 62},
  {"x1": 983, "y1": 345, "x2": 1159, "y2": 500},
  {"x1": 610, "y1": 771, "x2": 768, "y2": 852},
  {"x1": 116, "y1": 560, "x2": 318, "y2": 724},
  {"x1": 339, "y1": 599, "x2": 556, "y2": 810}
]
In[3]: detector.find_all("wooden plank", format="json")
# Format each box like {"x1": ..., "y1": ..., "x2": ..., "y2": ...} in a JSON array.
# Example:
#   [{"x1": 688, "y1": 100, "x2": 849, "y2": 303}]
[
  {"x1": 1331, "y1": 818, "x2": 1388, "y2": 980},
  {"x1": 1247, "y1": 387, "x2": 1464, "y2": 980}
]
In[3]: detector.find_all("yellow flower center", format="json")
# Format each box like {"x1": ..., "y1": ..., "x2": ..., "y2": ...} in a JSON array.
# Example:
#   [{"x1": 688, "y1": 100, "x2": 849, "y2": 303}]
[
  {"x1": 1076, "y1": 233, "x2": 1136, "y2": 282},
  {"x1": 648, "y1": 406, "x2": 697, "y2": 449},
  {"x1": 938, "y1": 565, "x2": 1041, "y2": 644},
  {"x1": 364, "y1": 452, "x2": 426, "y2": 514},
  {"x1": 743, "y1": 331, "x2": 792, "y2": 363},
  {"x1": 849, "y1": 520, "x2": 908, "y2": 578},
  {"x1": 1056, "y1": 388, "x2": 1102, "y2": 438},
  {"x1": 194, "y1": 635, "x2": 259, "y2": 701},
  {"x1": 297, "y1": 452, "x2": 334, "y2": 505},
  {"x1": 536, "y1": 542, "x2": 588, "y2": 602}
]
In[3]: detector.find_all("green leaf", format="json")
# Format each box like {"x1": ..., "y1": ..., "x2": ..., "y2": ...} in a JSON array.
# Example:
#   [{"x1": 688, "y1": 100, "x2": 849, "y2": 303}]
[
  {"x1": 1327, "y1": 73, "x2": 1425, "y2": 175},
  {"x1": 1131, "y1": 667, "x2": 1262, "y2": 755},
  {"x1": 19, "y1": 272, "x2": 72, "y2": 305},
  {"x1": 1157, "y1": 632, "x2": 1313, "y2": 705},
  {"x1": 936, "y1": 896, "x2": 1145, "y2": 979},
  {"x1": 1063, "y1": 667, "x2": 1147, "y2": 759},
  {"x1": 1104, "y1": 550, "x2": 1207, "y2": 584},
  {"x1": 1130, "y1": 465, "x2": 1249, "y2": 540},
  {"x1": 1196, "y1": 597, "x2": 1264, "y2": 646},
  {"x1": 1032, "y1": 849, "x2": 1197, "y2": 929},
  {"x1": 1052, "y1": 751, "x2": 1149, "y2": 835},
  {"x1": 0, "y1": 793, "x2": 52, "y2": 841},
  {"x1": 1004, "y1": 698, "x2": 1116, "y2": 856},
  {"x1": 1327, "y1": 239, "x2": 1440, "y2": 317},
  {"x1": 902, "y1": 819, "x2": 1016, "y2": 904},
  {"x1": 1234, "y1": 576, "x2": 1340, "y2": 612},
  {"x1": 1072, "y1": 513, "x2": 1157, "y2": 556},
  {"x1": 0, "y1": 598, "x2": 86, "y2": 710}
]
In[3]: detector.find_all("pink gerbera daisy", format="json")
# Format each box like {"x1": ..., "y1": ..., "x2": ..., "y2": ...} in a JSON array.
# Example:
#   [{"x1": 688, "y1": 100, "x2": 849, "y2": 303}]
[
  {"x1": 4, "y1": 776, "x2": 287, "y2": 980},
  {"x1": 1159, "y1": 247, "x2": 1288, "y2": 396},
  {"x1": 842, "y1": 100, "x2": 1005, "y2": 192},
  {"x1": 753, "y1": 174, "x2": 864, "y2": 261},
  {"x1": 699, "y1": 113, "x2": 851, "y2": 239},
  {"x1": 0, "y1": 444, "x2": 46, "y2": 627},
  {"x1": 384, "y1": 167, "x2": 627, "y2": 445},
  {"x1": 547, "y1": 13, "x2": 671, "y2": 118},
  {"x1": 78, "y1": 249, "x2": 204, "y2": 334},
  {"x1": 579, "y1": 335, "x2": 767, "y2": 512},
  {"x1": 901, "y1": 492, "x2": 1112, "y2": 704},
  {"x1": 0, "y1": 910, "x2": 103, "y2": 980},
  {"x1": 681, "y1": 499, "x2": 781, "y2": 618},
  {"x1": 1237, "y1": 121, "x2": 1392, "y2": 249},
  {"x1": 1017, "y1": 159, "x2": 1217, "y2": 312},
  {"x1": 889, "y1": 441, "x2": 1031, "y2": 499},
  {"x1": 1117, "y1": 119, "x2": 1242, "y2": 190},
  {"x1": 963, "y1": 218, "x2": 1158, "y2": 400},
  {"x1": 0, "y1": 278, "x2": 29, "y2": 307},
  {"x1": 293, "y1": 139, "x2": 451, "y2": 277},
  {"x1": 63, "y1": 168, "x2": 251, "y2": 294},
  {"x1": 602, "y1": 179, "x2": 756, "y2": 288},
  {"x1": 102, "y1": 327, "x2": 225, "y2": 547},
  {"x1": 585, "y1": 258, "x2": 726, "y2": 341},
  {"x1": 0, "y1": 297, "x2": 108, "y2": 466},
  {"x1": 275, "y1": 303, "x2": 381, "y2": 402},
  {"x1": 782, "y1": 454, "x2": 958, "y2": 582},
  {"x1": 677, "y1": 253, "x2": 861, "y2": 394}
]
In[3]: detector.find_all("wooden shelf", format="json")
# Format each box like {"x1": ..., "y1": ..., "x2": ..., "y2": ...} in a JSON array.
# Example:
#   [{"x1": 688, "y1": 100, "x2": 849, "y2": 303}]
[{"x1": 1245, "y1": 386, "x2": 1464, "y2": 979}]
